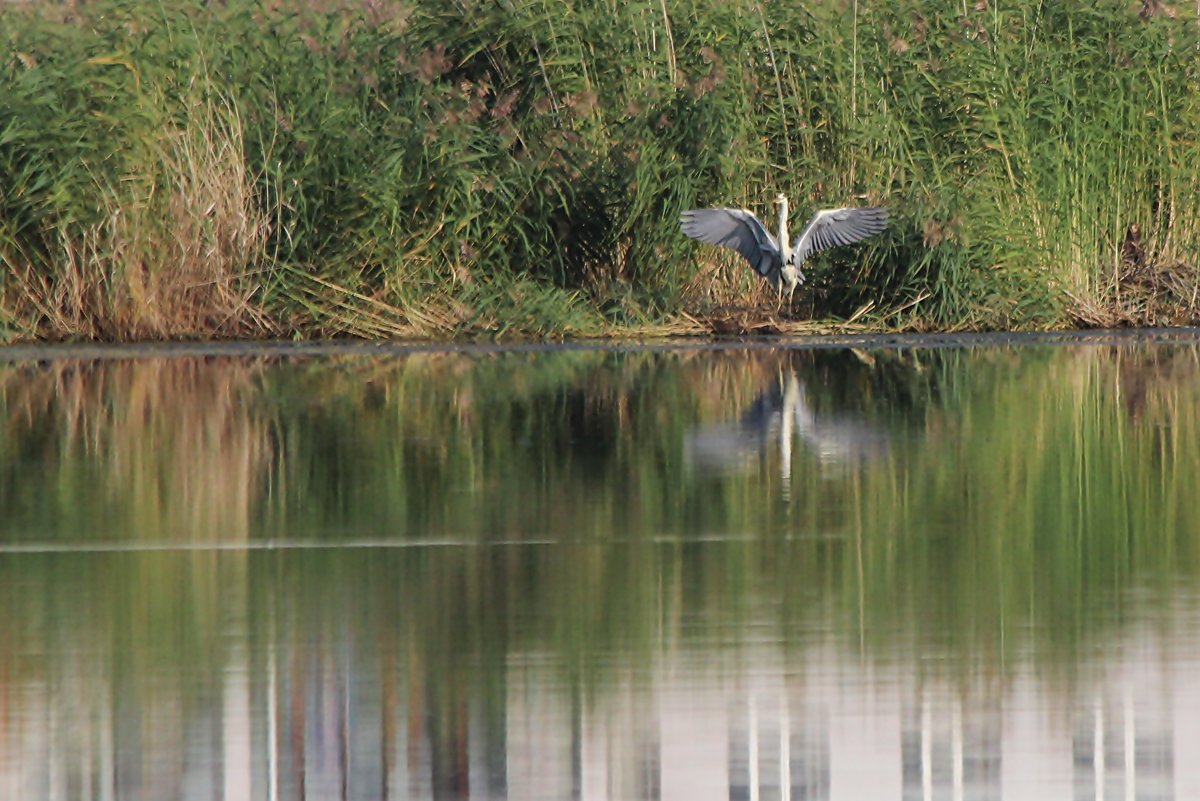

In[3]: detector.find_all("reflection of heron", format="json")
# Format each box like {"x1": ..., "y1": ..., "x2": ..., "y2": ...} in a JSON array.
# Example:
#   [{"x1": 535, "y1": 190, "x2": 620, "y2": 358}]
[
  {"x1": 684, "y1": 378, "x2": 791, "y2": 476},
  {"x1": 685, "y1": 370, "x2": 891, "y2": 492},
  {"x1": 787, "y1": 373, "x2": 892, "y2": 467},
  {"x1": 679, "y1": 194, "x2": 888, "y2": 300}
]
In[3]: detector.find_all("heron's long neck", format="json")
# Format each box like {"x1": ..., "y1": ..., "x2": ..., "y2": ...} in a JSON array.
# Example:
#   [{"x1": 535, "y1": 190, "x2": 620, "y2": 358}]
[{"x1": 777, "y1": 198, "x2": 790, "y2": 261}]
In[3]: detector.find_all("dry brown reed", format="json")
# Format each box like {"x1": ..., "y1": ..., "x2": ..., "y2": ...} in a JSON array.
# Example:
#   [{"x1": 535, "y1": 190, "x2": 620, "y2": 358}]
[{"x1": 3, "y1": 94, "x2": 276, "y2": 341}]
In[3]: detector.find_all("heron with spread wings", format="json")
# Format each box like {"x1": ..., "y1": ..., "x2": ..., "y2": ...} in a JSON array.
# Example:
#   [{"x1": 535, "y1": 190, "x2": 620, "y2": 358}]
[{"x1": 679, "y1": 193, "x2": 888, "y2": 301}]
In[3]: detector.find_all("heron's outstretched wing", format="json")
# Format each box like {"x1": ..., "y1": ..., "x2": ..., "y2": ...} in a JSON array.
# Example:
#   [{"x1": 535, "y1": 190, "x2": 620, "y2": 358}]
[
  {"x1": 680, "y1": 208, "x2": 782, "y2": 279},
  {"x1": 791, "y1": 207, "x2": 888, "y2": 265}
]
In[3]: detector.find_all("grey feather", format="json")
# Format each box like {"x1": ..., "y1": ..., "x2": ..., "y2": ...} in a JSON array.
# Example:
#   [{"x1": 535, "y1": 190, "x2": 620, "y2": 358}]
[
  {"x1": 679, "y1": 208, "x2": 782, "y2": 282},
  {"x1": 792, "y1": 207, "x2": 888, "y2": 266}
]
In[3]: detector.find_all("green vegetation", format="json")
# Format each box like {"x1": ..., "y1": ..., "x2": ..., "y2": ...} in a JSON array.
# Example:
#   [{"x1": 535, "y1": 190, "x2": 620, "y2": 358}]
[{"x1": 2, "y1": 0, "x2": 1199, "y2": 340}]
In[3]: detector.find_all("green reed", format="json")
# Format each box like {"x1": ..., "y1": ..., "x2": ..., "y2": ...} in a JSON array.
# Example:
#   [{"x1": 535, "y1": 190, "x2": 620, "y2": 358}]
[{"x1": 1, "y1": 0, "x2": 1198, "y2": 339}]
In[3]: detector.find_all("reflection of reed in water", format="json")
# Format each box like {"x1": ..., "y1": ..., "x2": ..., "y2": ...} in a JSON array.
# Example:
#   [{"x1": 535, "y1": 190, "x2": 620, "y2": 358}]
[
  {"x1": 0, "y1": 345, "x2": 1198, "y2": 799},
  {"x1": 1071, "y1": 652, "x2": 1176, "y2": 801},
  {"x1": 0, "y1": 358, "x2": 272, "y2": 541}
]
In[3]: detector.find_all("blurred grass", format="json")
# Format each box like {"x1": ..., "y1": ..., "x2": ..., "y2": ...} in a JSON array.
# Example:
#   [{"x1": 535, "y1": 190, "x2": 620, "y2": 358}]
[{"x1": 1, "y1": 0, "x2": 1199, "y2": 340}]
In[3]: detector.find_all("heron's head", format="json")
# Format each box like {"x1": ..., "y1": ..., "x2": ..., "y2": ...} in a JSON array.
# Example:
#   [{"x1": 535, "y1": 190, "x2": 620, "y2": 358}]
[{"x1": 774, "y1": 192, "x2": 787, "y2": 205}]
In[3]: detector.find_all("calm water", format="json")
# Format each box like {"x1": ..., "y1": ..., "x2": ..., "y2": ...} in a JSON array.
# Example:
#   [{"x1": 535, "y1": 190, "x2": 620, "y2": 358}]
[{"x1": 2, "y1": 336, "x2": 1200, "y2": 800}]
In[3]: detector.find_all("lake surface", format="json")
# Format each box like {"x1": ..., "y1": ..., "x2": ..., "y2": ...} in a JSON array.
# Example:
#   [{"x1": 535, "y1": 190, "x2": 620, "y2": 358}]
[{"x1": 2, "y1": 334, "x2": 1200, "y2": 800}]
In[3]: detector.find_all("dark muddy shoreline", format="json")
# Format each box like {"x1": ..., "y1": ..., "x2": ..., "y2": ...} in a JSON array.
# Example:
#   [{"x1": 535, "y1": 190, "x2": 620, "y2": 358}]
[{"x1": 1, "y1": 327, "x2": 1199, "y2": 363}]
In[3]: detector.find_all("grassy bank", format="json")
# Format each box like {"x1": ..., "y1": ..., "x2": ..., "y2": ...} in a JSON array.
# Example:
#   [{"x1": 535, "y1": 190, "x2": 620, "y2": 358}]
[{"x1": 2, "y1": 0, "x2": 1199, "y2": 340}]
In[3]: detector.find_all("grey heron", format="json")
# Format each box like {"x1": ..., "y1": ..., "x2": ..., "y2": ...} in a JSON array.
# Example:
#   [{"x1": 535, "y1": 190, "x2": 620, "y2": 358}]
[{"x1": 679, "y1": 193, "x2": 888, "y2": 301}]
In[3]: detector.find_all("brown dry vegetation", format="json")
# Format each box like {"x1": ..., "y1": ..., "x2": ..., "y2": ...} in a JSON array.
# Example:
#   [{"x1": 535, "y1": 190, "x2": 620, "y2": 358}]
[{"x1": 6, "y1": 96, "x2": 274, "y2": 340}]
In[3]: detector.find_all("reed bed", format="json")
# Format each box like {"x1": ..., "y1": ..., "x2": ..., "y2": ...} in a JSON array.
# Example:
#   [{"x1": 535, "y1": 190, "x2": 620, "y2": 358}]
[{"x1": 1, "y1": 0, "x2": 1198, "y2": 340}]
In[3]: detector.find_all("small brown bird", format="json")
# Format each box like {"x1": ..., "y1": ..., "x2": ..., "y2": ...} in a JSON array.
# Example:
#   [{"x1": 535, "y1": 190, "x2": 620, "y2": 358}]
[
  {"x1": 1139, "y1": 0, "x2": 1176, "y2": 19},
  {"x1": 1121, "y1": 223, "x2": 1145, "y2": 279}
]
